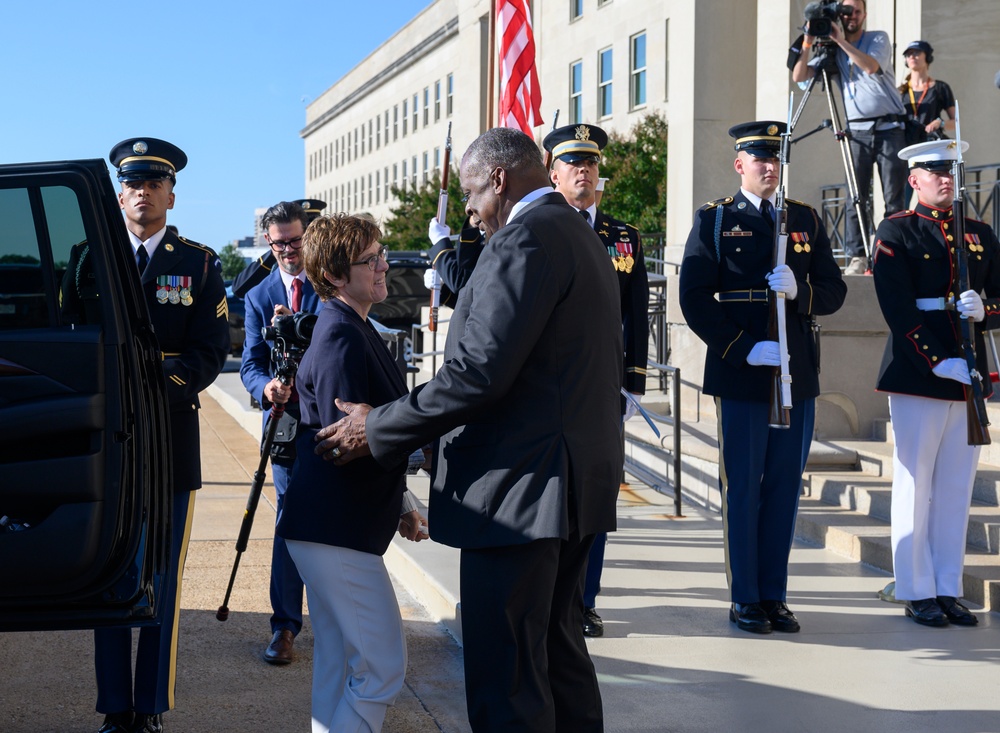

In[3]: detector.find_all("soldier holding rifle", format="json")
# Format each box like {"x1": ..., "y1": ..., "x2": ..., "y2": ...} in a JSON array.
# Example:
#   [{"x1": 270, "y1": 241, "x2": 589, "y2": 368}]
[
  {"x1": 679, "y1": 121, "x2": 845, "y2": 634},
  {"x1": 871, "y1": 136, "x2": 1000, "y2": 628}
]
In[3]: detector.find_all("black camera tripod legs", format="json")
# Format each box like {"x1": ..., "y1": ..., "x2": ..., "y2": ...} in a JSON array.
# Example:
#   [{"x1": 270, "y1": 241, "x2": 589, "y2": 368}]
[{"x1": 217, "y1": 401, "x2": 286, "y2": 621}]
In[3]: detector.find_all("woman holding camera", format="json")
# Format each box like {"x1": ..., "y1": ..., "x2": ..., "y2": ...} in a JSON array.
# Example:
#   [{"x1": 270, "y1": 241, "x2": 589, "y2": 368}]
[
  {"x1": 899, "y1": 40, "x2": 955, "y2": 142},
  {"x1": 276, "y1": 214, "x2": 427, "y2": 733}
]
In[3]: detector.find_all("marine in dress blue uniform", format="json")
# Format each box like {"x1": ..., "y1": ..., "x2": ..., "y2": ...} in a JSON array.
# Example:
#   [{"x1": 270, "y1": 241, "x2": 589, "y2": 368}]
[
  {"x1": 239, "y1": 201, "x2": 322, "y2": 663},
  {"x1": 543, "y1": 122, "x2": 650, "y2": 637},
  {"x1": 92, "y1": 138, "x2": 229, "y2": 733},
  {"x1": 679, "y1": 121, "x2": 846, "y2": 634},
  {"x1": 872, "y1": 138, "x2": 1000, "y2": 627},
  {"x1": 231, "y1": 198, "x2": 326, "y2": 298}
]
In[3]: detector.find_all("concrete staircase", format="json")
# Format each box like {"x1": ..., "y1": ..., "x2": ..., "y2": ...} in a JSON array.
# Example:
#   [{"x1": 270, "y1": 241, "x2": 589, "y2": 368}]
[{"x1": 623, "y1": 400, "x2": 1000, "y2": 612}]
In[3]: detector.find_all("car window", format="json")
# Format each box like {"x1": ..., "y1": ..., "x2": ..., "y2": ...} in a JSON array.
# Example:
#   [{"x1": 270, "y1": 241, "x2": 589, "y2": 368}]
[{"x1": 0, "y1": 184, "x2": 92, "y2": 329}]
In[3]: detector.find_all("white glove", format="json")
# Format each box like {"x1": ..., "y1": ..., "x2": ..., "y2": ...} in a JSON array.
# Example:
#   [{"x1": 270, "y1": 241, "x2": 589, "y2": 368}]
[
  {"x1": 423, "y1": 267, "x2": 440, "y2": 290},
  {"x1": 957, "y1": 289, "x2": 985, "y2": 322},
  {"x1": 767, "y1": 264, "x2": 798, "y2": 300},
  {"x1": 932, "y1": 358, "x2": 971, "y2": 385},
  {"x1": 623, "y1": 393, "x2": 640, "y2": 421},
  {"x1": 428, "y1": 217, "x2": 451, "y2": 245},
  {"x1": 747, "y1": 341, "x2": 781, "y2": 367}
]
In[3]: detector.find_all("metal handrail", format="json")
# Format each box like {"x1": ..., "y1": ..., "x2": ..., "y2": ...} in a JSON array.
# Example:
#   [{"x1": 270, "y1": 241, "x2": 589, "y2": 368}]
[{"x1": 624, "y1": 360, "x2": 683, "y2": 515}]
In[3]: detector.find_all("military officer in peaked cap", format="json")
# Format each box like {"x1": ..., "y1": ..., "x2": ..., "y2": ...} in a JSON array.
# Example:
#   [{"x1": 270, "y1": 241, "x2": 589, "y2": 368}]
[
  {"x1": 872, "y1": 138, "x2": 1000, "y2": 628},
  {"x1": 231, "y1": 198, "x2": 327, "y2": 298},
  {"x1": 89, "y1": 137, "x2": 229, "y2": 733},
  {"x1": 679, "y1": 121, "x2": 846, "y2": 634},
  {"x1": 543, "y1": 122, "x2": 650, "y2": 638}
]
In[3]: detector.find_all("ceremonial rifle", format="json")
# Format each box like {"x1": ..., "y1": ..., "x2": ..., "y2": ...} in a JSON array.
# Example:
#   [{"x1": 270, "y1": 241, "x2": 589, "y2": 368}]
[
  {"x1": 951, "y1": 101, "x2": 991, "y2": 445},
  {"x1": 428, "y1": 121, "x2": 452, "y2": 332},
  {"x1": 542, "y1": 109, "x2": 559, "y2": 170},
  {"x1": 768, "y1": 96, "x2": 795, "y2": 428}
]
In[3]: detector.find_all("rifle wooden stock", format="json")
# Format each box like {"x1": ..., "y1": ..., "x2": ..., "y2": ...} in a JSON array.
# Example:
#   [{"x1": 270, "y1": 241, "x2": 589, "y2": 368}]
[{"x1": 953, "y1": 195, "x2": 991, "y2": 445}]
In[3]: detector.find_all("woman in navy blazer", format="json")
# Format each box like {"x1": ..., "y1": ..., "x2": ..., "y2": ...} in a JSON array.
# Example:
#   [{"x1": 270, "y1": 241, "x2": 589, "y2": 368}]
[{"x1": 277, "y1": 214, "x2": 426, "y2": 733}]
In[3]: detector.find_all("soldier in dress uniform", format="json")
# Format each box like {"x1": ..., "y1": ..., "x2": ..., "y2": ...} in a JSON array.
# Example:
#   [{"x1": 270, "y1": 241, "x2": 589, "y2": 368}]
[
  {"x1": 426, "y1": 214, "x2": 485, "y2": 306},
  {"x1": 543, "y1": 122, "x2": 650, "y2": 638},
  {"x1": 231, "y1": 198, "x2": 326, "y2": 298},
  {"x1": 679, "y1": 121, "x2": 846, "y2": 634},
  {"x1": 872, "y1": 138, "x2": 1000, "y2": 627},
  {"x1": 88, "y1": 138, "x2": 230, "y2": 733}
]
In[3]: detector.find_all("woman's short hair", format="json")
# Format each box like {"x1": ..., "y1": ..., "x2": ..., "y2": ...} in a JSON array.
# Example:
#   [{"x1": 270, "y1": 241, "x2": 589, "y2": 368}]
[{"x1": 303, "y1": 213, "x2": 383, "y2": 301}]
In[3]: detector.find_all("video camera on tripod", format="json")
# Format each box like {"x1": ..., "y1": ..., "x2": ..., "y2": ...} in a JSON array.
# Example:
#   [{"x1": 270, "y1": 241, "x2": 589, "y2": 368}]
[
  {"x1": 803, "y1": 1, "x2": 851, "y2": 39},
  {"x1": 262, "y1": 311, "x2": 316, "y2": 383}
]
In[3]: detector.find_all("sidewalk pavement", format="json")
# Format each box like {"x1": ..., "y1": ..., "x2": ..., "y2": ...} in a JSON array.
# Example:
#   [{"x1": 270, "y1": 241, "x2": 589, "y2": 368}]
[{"x1": 3, "y1": 360, "x2": 998, "y2": 732}]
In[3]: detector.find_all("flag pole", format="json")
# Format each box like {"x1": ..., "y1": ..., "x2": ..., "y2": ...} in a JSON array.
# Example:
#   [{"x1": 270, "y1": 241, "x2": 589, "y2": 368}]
[{"x1": 487, "y1": 0, "x2": 496, "y2": 129}]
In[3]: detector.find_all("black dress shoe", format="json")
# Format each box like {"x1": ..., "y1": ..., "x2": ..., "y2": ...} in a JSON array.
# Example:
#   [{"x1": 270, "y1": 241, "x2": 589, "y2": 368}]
[
  {"x1": 936, "y1": 596, "x2": 979, "y2": 626},
  {"x1": 582, "y1": 607, "x2": 604, "y2": 637},
  {"x1": 130, "y1": 713, "x2": 163, "y2": 733},
  {"x1": 760, "y1": 600, "x2": 801, "y2": 633},
  {"x1": 729, "y1": 602, "x2": 772, "y2": 634},
  {"x1": 98, "y1": 711, "x2": 133, "y2": 733},
  {"x1": 263, "y1": 628, "x2": 295, "y2": 664},
  {"x1": 904, "y1": 598, "x2": 949, "y2": 627}
]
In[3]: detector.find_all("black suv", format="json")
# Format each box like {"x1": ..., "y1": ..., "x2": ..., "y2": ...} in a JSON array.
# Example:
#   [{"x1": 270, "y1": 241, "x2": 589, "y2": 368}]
[{"x1": 0, "y1": 159, "x2": 171, "y2": 631}]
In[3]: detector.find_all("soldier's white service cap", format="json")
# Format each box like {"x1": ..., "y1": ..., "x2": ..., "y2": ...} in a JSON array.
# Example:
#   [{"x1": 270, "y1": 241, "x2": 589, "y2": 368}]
[{"x1": 898, "y1": 138, "x2": 970, "y2": 170}]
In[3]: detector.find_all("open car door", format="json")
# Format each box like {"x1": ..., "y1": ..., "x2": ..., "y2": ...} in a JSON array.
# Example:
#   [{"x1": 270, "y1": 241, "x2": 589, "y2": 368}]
[{"x1": 0, "y1": 160, "x2": 171, "y2": 630}]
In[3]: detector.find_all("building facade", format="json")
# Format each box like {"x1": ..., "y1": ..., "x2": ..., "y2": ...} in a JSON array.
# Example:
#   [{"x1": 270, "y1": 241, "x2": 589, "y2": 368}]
[{"x1": 302, "y1": 0, "x2": 1000, "y2": 245}]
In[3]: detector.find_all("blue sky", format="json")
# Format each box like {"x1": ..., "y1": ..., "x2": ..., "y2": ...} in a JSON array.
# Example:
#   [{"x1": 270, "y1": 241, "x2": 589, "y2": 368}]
[{"x1": 2, "y1": 1, "x2": 428, "y2": 249}]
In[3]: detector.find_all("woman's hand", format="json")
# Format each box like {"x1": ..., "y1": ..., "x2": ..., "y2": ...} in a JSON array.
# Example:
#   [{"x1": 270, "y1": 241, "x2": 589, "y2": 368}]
[{"x1": 398, "y1": 510, "x2": 429, "y2": 542}]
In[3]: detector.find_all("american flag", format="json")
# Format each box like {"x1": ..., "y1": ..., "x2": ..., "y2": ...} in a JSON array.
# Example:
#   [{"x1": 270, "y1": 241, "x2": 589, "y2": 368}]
[{"x1": 497, "y1": 0, "x2": 543, "y2": 135}]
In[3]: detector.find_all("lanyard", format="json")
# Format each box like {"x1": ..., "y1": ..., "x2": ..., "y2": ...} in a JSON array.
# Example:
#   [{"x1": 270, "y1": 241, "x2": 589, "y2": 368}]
[{"x1": 907, "y1": 81, "x2": 931, "y2": 115}]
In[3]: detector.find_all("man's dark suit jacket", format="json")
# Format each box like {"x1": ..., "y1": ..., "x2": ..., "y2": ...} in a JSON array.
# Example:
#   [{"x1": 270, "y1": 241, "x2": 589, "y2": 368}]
[{"x1": 367, "y1": 191, "x2": 624, "y2": 549}]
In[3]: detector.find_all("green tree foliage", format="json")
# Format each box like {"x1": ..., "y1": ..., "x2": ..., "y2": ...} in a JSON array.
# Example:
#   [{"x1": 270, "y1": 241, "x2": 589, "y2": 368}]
[
  {"x1": 598, "y1": 112, "x2": 668, "y2": 232},
  {"x1": 382, "y1": 166, "x2": 467, "y2": 251},
  {"x1": 219, "y1": 243, "x2": 249, "y2": 281}
]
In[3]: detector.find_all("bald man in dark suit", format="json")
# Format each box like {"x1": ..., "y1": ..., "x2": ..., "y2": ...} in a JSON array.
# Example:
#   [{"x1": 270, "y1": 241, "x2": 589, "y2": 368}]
[{"x1": 314, "y1": 127, "x2": 623, "y2": 733}]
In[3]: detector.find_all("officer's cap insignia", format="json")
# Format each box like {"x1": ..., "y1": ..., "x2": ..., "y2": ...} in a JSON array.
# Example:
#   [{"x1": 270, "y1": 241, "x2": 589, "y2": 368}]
[
  {"x1": 132, "y1": 141, "x2": 148, "y2": 155},
  {"x1": 575, "y1": 125, "x2": 591, "y2": 141},
  {"x1": 766, "y1": 125, "x2": 779, "y2": 136}
]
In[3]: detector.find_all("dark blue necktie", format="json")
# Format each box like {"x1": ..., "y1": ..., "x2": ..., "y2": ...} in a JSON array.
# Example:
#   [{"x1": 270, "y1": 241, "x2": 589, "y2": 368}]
[
  {"x1": 136, "y1": 244, "x2": 149, "y2": 274},
  {"x1": 580, "y1": 209, "x2": 591, "y2": 225},
  {"x1": 760, "y1": 199, "x2": 775, "y2": 230}
]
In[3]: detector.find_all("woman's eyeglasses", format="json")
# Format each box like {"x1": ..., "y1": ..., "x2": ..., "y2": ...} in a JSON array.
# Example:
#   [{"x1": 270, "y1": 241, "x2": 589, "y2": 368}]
[{"x1": 351, "y1": 246, "x2": 388, "y2": 271}]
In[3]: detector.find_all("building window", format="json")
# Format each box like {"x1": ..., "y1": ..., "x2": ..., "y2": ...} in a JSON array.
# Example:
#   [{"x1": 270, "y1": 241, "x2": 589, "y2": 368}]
[
  {"x1": 368, "y1": 174, "x2": 373, "y2": 207},
  {"x1": 403, "y1": 100, "x2": 408, "y2": 136},
  {"x1": 423, "y1": 151, "x2": 429, "y2": 184},
  {"x1": 353, "y1": 179, "x2": 358, "y2": 210},
  {"x1": 394, "y1": 105, "x2": 399, "y2": 140},
  {"x1": 369, "y1": 120, "x2": 373, "y2": 152},
  {"x1": 598, "y1": 0, "x2": 611, "y2": 6},
  {"x1": 423, "y1": 87, "x2": 430, "y2": 126},
  {"x1": 571, "y1": 0, "x2": 583, "y2": 20},
  {"x1": 411, "y1": 155, "x2": 417, "y2": 188},
  {"x1": 434, "y1": 81, "x2": 441, "y2": 121},
  {"x1": 354, "y1": 128, "x2": 359, "y2": 159},
  {"x1": 402, "y1": 160, "x2": 407, "y2": 192},
  {"x1": 570, "y1": 61, "x2": 583, "y2": 124},
  {"x1": 334, "y1": 140, "x2": 339, "y2": 170},
  {"x1": 376, "y1": 116, "x2": 381, "y2": 149},
  {"x1": 434, "y1": 146, "x2": 441, "y2": 176},
  {"x1": 360, "y1": 125, "x2": 365, "y2": 157},
  {"x1": 412, "y1": 93, "x2": 419, "y2": 131},
  {"x1": 384, "y1": 166, "x2": 389, "y2": 201},
  {"x1": 598, "y1": 48, "x2": 613, "y2": 118},
  {"x1": 630, "y1": 32, "x2": 647, "y2": 109},
  {"x1": 447, "y1": 73, "x2": 454, "y2": 116}
]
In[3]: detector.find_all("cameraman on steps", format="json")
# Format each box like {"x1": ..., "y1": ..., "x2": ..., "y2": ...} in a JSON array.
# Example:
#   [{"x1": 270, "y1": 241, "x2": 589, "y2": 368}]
[{"x1": 792, "y1": 0, "x2": 908, "y2": 276}]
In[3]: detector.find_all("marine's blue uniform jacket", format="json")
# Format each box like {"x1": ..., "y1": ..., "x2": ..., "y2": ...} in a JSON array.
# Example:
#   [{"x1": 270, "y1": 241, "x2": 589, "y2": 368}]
[
  {"x1": 873, "y1": 201, "x2": 1000, "y2": 400},
  {"x1": 679, "y1": 191, "x2": 846, "y2": 402}
]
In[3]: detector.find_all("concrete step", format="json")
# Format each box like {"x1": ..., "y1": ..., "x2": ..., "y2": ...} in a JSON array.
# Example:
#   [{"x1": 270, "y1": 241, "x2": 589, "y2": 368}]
[{"x1": 624, "y1": 417, "x2": 1000, "y2": 612}]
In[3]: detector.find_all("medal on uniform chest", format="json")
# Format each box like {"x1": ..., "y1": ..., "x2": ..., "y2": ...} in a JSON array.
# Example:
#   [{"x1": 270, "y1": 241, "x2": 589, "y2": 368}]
[
  {"x1": 620, "y1": 235, "x2": 634, "y2": 274},
  {"x1": 168, "y1": 275, "x2": 181, "y2": 304},
  {"x1": 791, "y1": 231, "x2": 811, "y2": 253},
  {"x1": 179, "y1": 276, "x2": 193, "y2": 306},
  {"x1": 156, "y1": 276, "x2": 169, "y2": 304}
]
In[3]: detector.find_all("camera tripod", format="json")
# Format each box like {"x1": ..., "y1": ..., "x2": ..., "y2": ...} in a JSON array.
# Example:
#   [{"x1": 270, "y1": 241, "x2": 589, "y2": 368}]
[
  {"x1": 217, "y1": 343, "x2": 302, "y2": 622},
  {"x1": 789, "y1": 42, "x2": 872, "y2": 264}
]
